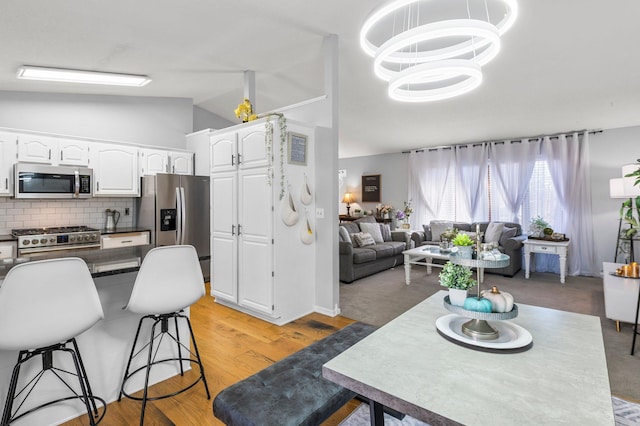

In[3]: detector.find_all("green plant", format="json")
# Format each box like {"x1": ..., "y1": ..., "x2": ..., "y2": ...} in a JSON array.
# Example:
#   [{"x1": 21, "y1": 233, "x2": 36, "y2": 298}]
[
  {"x1": 439, "y1": 262, "x2": 476, "y2": 290},
  {"x1": 441, "y1": 227, "x2": 458, "y2": 241},
  {"x1": 621, "y1": 160, "x2": 640, "y2": 239},
  {"x1": 452, "y1": 233, "x2": 474, "y2": 246}
]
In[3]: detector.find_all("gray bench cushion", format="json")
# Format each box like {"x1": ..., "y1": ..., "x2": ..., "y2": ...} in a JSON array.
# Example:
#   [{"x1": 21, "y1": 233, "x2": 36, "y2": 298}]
[{"x1": 213, "y1": 322, "x2": 377, "y2": 426}]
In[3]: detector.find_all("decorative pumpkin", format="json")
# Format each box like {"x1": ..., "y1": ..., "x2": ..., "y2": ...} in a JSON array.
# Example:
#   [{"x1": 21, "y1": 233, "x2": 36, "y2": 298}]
[
  {"x1": 463, "y1": 296, "x2": 492, "y2": 313},
  {"x1": 481, "y1": 286, "x2": 514, "y2": 313},
  {"x1": 543, "y1": 227, "x2": 554, "y2": 236}
]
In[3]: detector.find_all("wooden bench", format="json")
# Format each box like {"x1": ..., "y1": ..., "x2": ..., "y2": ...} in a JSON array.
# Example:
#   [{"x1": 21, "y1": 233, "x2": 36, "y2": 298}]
[{"x1": 212, "y1": 321, "x2": 377, "y2": 426}]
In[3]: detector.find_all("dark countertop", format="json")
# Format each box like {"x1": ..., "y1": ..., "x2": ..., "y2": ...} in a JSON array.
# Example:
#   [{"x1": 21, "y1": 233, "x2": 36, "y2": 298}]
[
  {"x1": 0, "y1": 244, "x2": 210, "y2": 280},
  {"x1": 0, "y1": 234, "x2": 15, "y2": 242}
]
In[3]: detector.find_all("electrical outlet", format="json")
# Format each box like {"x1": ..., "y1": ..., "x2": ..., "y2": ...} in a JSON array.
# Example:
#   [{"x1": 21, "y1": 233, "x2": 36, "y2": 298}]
[
  {"x1": 338, "y1": 169, "x2": 347, "y2": 178},
  {"x1": 316, "y1": 208, "x2": 325, "y2": 219},
  {"x1": 125, "y1": 208, "x2": 130, "y2": 216}
]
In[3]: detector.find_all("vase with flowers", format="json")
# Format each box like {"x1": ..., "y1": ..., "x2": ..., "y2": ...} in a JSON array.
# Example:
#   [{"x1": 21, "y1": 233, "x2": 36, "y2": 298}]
[
  {"x1": 379, "y1": 204, "x2": 393, "y2": 219},
  {"x1": 403, "y1": 201, "x2": 413, "y2": 223}
]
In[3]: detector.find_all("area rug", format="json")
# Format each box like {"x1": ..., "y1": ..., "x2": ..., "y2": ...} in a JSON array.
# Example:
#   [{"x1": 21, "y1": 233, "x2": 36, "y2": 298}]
[{"x1": 339, "y1": 398, "x2": 640, "y2": 425}]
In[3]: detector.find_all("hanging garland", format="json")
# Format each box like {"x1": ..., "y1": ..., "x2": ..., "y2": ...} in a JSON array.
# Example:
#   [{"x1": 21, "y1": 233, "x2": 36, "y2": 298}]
[{"x1": 264, "y1": 113, "x2": 287, "y2": 200}]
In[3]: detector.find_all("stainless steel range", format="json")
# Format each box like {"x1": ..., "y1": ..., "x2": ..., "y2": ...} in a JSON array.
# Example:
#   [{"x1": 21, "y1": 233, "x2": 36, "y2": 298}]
[{"x1": 12, "y1": 226, "x2": 101, "y2": 254}]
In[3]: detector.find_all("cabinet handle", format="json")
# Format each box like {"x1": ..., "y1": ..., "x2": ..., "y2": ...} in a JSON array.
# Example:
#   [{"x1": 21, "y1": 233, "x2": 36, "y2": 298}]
[
  {"x1": 231, "y1": 154, "x2": 235, "y2": 166},
  {"x1": 4, "y1": 178, "x2": 7, "y2": 190},
  {"x1": 60, "y1": 150, "x2": 64, "y2": 161},
  {"x1": 120, "y1": 240, "x2": 133, "y2": 244},
  {"x1": 232, "y1": 224, "x2": 235, "y2": 235},
  {"x1": 48, "y1": 149, "x2": 51, "y2": 160},
  {"x1": 238, "y1": 224, "x2": 242, "y2": 235},
  {"x1": 237, "y1": 153, "x2": 242, "y2": 164}
]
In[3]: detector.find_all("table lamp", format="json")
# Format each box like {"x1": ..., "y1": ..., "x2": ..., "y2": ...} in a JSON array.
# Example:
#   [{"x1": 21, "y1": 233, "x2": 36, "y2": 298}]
[{"x1": 342, "y1": 192, "x2": 355, "y2": 216}]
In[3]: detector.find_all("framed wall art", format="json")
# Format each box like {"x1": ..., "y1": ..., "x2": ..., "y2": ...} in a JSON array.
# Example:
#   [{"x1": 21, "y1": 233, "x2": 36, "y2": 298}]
[
  {"x1": 362, "y1": 174, "x2": 381, "y2": 202},
  {"x1": 288, "y1": 132, "x2": 308, "y2": 166}
]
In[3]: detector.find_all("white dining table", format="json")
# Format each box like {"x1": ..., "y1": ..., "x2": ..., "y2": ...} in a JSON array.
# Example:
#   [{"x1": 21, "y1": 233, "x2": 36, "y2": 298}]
[{"x1": 323, "y1": 290, "x2": 614, "y2": 425}]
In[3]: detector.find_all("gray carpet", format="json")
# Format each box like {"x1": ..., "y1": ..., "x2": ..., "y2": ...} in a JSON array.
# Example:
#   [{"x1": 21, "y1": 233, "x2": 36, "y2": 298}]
[{"x1": 339, "y1": 265, "x2": 640, "y2": 402}]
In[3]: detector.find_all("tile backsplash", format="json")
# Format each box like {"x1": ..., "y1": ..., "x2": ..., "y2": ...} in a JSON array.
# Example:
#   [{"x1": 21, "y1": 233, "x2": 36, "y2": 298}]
[{"x1": 0, "y1": 197, "x2": 135, "y2": 234}]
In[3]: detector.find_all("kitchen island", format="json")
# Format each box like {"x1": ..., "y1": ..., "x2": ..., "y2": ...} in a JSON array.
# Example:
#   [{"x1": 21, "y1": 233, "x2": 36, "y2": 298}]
[{"x1": 0, "y1": 244, "x2": 210, "y2": 426}]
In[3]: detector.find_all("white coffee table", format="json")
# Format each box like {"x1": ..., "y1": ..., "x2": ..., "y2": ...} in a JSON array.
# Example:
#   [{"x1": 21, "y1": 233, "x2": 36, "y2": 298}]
[{"x1": 402, "y1": 246, "x2": 450, "y2": 285}]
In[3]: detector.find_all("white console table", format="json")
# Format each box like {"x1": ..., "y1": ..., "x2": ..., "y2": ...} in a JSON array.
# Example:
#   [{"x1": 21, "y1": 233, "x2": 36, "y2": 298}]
[
  {"x1": 603, "y1": 262, "x2": 640, "y2": 332},
  {"x1": 523, "y1": 239, "x2": 570, "y2": 283}
]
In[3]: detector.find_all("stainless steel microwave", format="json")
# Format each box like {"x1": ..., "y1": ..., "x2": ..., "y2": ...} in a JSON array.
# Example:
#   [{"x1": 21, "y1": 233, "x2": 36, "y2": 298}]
[{"x1": 15, "y1": 163, "x2": 93, "y2": 199}]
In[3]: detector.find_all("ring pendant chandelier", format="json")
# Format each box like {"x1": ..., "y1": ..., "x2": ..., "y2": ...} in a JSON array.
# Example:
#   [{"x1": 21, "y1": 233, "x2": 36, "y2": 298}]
[{"x1": 360, "y1": 0, "x2": 518, "y2": 102}]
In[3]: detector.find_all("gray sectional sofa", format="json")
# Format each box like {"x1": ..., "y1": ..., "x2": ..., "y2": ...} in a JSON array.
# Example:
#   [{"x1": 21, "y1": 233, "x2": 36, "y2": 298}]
[
  {"x1": 411, "y1": 221, "x2": 527, "y2": 277},
  {"x1": 339, "y1": 216, "x2": 410, "y2": 283}
]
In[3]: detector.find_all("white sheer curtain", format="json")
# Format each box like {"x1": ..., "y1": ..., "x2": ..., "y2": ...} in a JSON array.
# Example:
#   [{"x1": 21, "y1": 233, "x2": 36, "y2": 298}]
[
  {"x1": 408, "y1": 148, "x2": 455, "y2": 228},
  {"x1": 489, "y1": 139, "x2": 540, "y2": 222},
  {"x1": 455, "y1": 144, "x2": 488, "y2": 222},
  {"x1": 541, "y1": 132, "x2": 598, "y2": 276}
]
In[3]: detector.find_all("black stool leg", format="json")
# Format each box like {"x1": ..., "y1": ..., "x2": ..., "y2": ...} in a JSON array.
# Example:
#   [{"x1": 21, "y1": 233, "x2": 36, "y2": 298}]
[
  {"x1": 1, "y1": 353, "x2": 24, "y2": 426},
  {"x1": 119, "y1": 316, "x2": 148, "y2": 402},
  {"x1": 63, "y1": 344, "x2": 97, "y2": 426},
  {"x1": 69, "y1": 338, "x2": 101, "y2": 419},
  {"x1": 183, "y1": 315, "x2": 210, "y2": 398},
  {"x1": 140, "y1": 317, "x2": 161, "y2": 426},
  {"x1": 632, "y1": 282, "x2": 640, "y2": 355},
  {"x1": 173, "y1": 316, "x2": 185, "y2": 376}
]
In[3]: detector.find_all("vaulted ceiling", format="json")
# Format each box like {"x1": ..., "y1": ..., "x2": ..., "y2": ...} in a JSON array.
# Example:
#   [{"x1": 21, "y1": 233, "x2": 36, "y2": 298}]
[{"x1": 2, "y1": 1, "x2": 639, "y2": 158}]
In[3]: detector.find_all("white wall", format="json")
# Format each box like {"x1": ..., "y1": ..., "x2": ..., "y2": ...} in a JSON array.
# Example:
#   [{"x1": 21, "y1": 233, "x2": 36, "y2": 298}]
[
  {"x1": 193, "y1": 105, "x2": 235, "y2": 132},
  {"x1": 0, "y1": 91, "x2": 193, "y2": 149},
  {"x1": 338, "y1": 152, "x2": 408, "y2": 215},
  {"x1": 339, "y1": 125, "x2": 640, "y2": 273}
]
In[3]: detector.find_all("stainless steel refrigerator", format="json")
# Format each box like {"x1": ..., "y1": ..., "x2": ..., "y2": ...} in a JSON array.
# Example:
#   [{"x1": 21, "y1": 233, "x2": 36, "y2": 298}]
[{"x1": 136, "y1": 173, "x2": 210, "y2": 280}]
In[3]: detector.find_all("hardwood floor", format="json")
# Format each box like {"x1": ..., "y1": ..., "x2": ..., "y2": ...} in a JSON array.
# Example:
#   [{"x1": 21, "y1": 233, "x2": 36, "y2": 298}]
[{"x1": 64, "y1": 284, "x2": 359, "y2": 425}]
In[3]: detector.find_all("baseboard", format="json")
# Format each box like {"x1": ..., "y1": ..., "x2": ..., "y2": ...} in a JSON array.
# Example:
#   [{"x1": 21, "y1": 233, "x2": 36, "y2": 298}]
[{"x1": 315, "y1": 304, "x2": 341, "y2": 317}]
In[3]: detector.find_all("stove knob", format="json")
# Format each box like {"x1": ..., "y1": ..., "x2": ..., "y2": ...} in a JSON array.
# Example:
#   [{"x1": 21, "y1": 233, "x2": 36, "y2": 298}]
[
  {"x1": 23, "y1": 240, "x2": 30, "y2": 245},
  {"x1": 50, "y1": 238, "x2": 56, "y2": 243},
  {"x1": 40, "y1": 238, "x2": 47, "y2": 244},
  {"x1": 91, "y1": 234, "x2": 97, "y2": 240},
  {"x1": 31, "y1": 239, "x2": 39, "y2": 245},
  {"x1": 70, "y1": 236, "x2": 76, "y2": 242},
  {"x1": 84, "y1": 235, "x2": 90, "y2": 241}
]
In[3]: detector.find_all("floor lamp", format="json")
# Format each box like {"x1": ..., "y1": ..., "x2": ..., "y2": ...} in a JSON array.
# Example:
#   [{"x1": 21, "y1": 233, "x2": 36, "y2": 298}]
[{"x1": 610, "y1": 165, "x2": 640, "y2": 263}]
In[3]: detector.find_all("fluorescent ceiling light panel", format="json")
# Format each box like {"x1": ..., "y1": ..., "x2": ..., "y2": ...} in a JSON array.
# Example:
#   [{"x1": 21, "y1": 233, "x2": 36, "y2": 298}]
[{"x1": 17, "y1": 66, "x2": 151, "y2": 87}]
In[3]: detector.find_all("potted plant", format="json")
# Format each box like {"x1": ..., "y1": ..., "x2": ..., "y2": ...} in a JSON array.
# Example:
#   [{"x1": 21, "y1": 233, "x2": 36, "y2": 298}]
[
  {"x1": 439, "y1": 261, "x2": 476, "y2": 306},
  {"x1": 452, "y1": 233, "x2": 474, "y2": 258},
  {"x1": 528, "y1": 216, "x2": 549, "y2": 238},
  {"x1": 620, "y1": 160, "x2": 640, "y2": 243}
]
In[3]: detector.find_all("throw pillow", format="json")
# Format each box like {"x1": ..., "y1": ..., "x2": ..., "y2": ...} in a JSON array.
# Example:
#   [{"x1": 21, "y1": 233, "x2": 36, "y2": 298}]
[
  {"x1": 422, "y1": 224, "x2": 433, "y2": 241},
  {"x1": 349, "y1": 233, "x2": 360, "y2": 247},
  {"x1": 430, "y1": 220, "x2": 453, "y2": 242},
  {"x1": 359, "y1": 222, "x2": 384, "y2": 244},
  {"x1": 339, "y1": 226, "x2": 351, "y2": 243},
  {"x1": 353, "y1": 232, "x2": 376, "y2": 247},
  {"x1": 380, "y1": 224, "x2": 392, "y2": 242},
  {"x1": 499, "y1": 226, "x2": 518, "y2": 247},
  {"x1": 485, "y1": 222, "x2": 505, "y2": 244}
]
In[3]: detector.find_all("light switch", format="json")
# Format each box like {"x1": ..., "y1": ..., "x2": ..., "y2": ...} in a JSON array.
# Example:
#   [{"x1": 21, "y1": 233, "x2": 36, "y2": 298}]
[{"x1": 316, "y1": 208, "x2": 325, "y2": 219}]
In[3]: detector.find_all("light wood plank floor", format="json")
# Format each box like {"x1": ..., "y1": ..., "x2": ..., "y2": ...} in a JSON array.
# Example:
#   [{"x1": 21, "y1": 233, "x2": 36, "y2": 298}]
[{"x1": 64, "y1": 283, "x2": 359, "y2": 425}]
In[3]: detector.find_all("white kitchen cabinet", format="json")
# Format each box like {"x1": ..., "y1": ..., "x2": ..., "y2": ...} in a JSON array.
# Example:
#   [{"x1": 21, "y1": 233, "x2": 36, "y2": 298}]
[
  {"x1": 210, "y1": 122, "x2": 269, "y2": 173},
  {"x1": 17, "y1": 134, "x2": 89, "y2": 166},
  {"x1": 139, "y1": 148, "x2": 169, "y2": 176},
  {"x1": 168, "y1": 151, "x2": 193, "y2": 175},
  {"x1": 210, "y1": 118, "x2": 316, "y2": 325},
  {"x1": 139, "y1": 148, "x2": 193, "y2": 176},
  {"x1": 185, "y1": 129, "x2": 213, "y2": 176},
  {"x1": 0, "y1": 241, "x2": 16, "y2": 259},
  {"x1": 0, "y1": 132, "x2": 17, "y2": 196},
  {"x1": 90, "y1": 143, "x2": 139, "y2": 196},
  {"x1": 101, "y1": 231, "x2": 150, "y2": 249}
]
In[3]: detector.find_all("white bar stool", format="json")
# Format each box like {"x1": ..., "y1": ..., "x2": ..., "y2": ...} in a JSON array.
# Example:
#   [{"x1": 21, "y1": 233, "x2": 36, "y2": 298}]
[
  {"x1": 0, "y1": 257, "x2": 105, "y2": 425},
  {"x1": 118, "y1": 245, "x2": 210, "y2": 425}
]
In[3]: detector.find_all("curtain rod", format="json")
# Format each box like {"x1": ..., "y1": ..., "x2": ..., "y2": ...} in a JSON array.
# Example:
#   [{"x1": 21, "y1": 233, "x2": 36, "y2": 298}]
[{"x1": 401, "y1": 129, "x2": 603, "y2": 154}]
